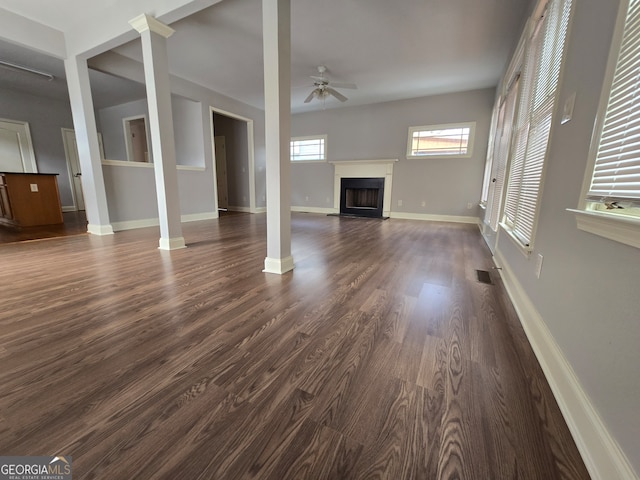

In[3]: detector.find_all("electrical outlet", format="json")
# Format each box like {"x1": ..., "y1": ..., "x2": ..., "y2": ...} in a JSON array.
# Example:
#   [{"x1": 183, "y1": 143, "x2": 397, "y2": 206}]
[
  {"x1": 398, "y1": 199, "x2": 403, "y2": 207},
  {"x1": 421, "y1": 201, "x2": 426, "y2": 207},
  {"x1": 467, "y1": 202, "x2": 473, "y2": 209},
  {"x1": 30, "y1": 184, "x2": 38, "y2": 192},
  {"x1": 326, "y1": 196, "x2": 331, "y2": 203},
  {"x1": 305, "y1": 195, "x2": 309, "y2": 201},
  {"x1": 535, "y1": 254, "x2": 544, "y2": 278}
]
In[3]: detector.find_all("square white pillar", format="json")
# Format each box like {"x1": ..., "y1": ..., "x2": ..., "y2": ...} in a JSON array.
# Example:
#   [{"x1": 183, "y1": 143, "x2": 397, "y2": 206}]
[
  {"x1": 64, "y1": 55, "x2": 113, "y2": 236},
  {"x1": 130, "y1": 14, "x2": 186, "y2": 250},
  {"x1": 262, "y1": 0, "x2": 294, "y2": 274}
]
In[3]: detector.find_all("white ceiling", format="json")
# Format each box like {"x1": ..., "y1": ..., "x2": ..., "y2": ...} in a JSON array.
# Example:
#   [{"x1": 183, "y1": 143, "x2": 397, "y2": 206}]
[{"x1": 0, "y1": 0, "x2": 534, "y2": 113}]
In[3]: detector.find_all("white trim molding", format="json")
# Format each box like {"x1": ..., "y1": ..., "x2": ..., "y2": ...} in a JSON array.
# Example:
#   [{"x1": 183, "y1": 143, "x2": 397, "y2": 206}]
[
  {"x1": 228, "y1": 206, "x2": 253, "y2": 213},
  {"x1": 494, "y1": 250, "x2": 638, "y2": 480},
  {"x1": 389, "y1": 212, "x2": 480, "y2": 224},
  {"x1": 111, "y1": 211, "x2": 217, "y2": 232},
  {"x1": 129, "y1": 14, "x2": 175, "y2": 38},
  {"x1": 87, "y1": 223, "x2": 114, "y2": 236},
  {"x1": 158, "y1": 236, "x2": 186, "y2": 250},
  {"x1": 263, "y1": 255, "x2": 294, "y2": 275},
  {"x1": 568, "y1": 208, "x2": 640, "y2": 249},
  {"x1": 102, "y1": 159, "x2": 153, "y2": 168},
  {"x1": 291, "y1": 206, "x2": 337, "y2": 215}
]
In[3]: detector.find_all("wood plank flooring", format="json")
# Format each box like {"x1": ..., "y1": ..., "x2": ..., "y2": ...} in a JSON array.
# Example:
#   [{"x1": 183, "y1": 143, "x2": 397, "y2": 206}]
[
  {"x1": 0, "y1": 213, "x2": 590, "y2": 479},
  {"x1": 0, "y1": 211, "x2": 88, "y2": 244}
]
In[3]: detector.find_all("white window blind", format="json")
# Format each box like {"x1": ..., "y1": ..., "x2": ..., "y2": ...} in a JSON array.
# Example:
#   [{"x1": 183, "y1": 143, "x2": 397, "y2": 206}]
[
  {"x1": 587, "y1": 0, "x2": 640, "y2": 208},
  {"x1": 502, "y1": 0, "x2": 572, "y2": 247}
]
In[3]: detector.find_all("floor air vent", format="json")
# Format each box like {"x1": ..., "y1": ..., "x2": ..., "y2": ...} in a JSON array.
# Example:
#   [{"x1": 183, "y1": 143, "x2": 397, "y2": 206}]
[{"x1": 476, "y1": 269, "x2": 493, "y2": 285}]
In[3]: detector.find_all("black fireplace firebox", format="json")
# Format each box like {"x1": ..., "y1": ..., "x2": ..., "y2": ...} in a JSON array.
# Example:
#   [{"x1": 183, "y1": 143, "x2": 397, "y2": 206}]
[{"x1": 339, "y1": 177, "x2": 385, "y2": 218}]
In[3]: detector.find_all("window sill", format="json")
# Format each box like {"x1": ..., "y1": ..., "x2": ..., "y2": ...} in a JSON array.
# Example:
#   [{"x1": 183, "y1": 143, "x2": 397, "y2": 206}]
[
  {"x1": 103, "y1": 159, "x2": 153, "y2": 168},
  {"x1": 406, "y1": 154, "x2": 472, "y2": 160},
  {"x1": 290, "y1": 160, "x2": 327, "y2": 164},
  {"x1": 499, "y1": 222, "x2": 533, "y2": 258},
  {"x1": 567, "y1": 209, "x2": 640, "y2": 249},
  {"x1": 101, "y1": 160, "x2": 205, "y2": 171}
]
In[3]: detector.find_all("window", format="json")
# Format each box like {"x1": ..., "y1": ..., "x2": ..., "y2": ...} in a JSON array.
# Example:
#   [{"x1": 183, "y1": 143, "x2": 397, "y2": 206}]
[
  {"x1": 570, "y1": 0, "x2": 640, "y2": 249},
  {"x1": 501, "y1": 0, "x2": 572, "y2": 250},
  {"x1": 290, "y1": 135, "x2": 326, "y2": 162},
  {"x1": 406, "y1": 122, "x2": 475, "y2": 158}
]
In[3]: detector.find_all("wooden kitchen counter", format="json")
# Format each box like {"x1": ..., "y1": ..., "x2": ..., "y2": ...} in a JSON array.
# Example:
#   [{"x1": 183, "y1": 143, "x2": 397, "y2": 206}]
[{"x1": 0, "y1": 173, "x2": 64, "y2": 227}]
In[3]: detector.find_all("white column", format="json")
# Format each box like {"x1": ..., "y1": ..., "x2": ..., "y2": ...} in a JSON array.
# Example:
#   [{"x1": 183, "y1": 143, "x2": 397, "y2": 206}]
[
  {"x1": 64, "y1": 55, "x2": 113, "y2": 236},
  {"x1": 262, "y1": 0, "x2": 294, "y2": 274},
  {"x1": 130, "y1": 14, "x2": 185, "y2": 250}
]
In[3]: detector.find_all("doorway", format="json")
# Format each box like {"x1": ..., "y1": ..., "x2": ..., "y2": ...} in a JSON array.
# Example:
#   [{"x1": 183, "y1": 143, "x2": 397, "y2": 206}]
[
  {"x1": 214, "y1": 136, "x2": 229, "y2": 210},
  {"x1": 211, "y1": 108, "x2": 255, "y2": 213},
  {"x1": 61, "y1": 129, "x2": 105, "y2": 212},
  {"x1": 123, "y1": 115, "x2": 150, "y2": 163},
  {"x1": 0, "y1": 118, "x2": 37, "y2": 173}
]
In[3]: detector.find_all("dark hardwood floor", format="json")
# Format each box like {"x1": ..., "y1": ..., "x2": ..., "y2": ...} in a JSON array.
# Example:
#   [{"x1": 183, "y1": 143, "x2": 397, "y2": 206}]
[
  {"x1": 0, "y1": 213, "x2": 590, "y2": 479},
  {"x1": 0, "y1": 211, "x2": 88, "y2": 244}
]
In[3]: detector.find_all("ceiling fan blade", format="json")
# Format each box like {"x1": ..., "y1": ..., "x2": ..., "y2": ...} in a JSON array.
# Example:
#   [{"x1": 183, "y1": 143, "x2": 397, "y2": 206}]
[
  {"x1": 327, "y1": 87, "x2": 348, "y2": 102},
  {"x1": 310, "y1": 75, "x2": 325, "y2": 82},
  {"x1": 330, "y1": 82, "x2": 357, "y2": 90},
  {"x1": 304, "y1": 90, "x2": 316, "y2": 103}
]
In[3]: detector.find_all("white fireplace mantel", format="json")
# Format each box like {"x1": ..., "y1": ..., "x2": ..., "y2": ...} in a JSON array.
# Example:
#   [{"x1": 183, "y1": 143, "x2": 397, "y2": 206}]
[{"x1": 330, "y1": 159, "x2": 398, "y2": 217}]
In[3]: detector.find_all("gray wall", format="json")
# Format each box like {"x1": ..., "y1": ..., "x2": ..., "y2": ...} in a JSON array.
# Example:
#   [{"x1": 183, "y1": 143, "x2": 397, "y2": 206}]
[
  {"x1": 89, "y1": 52, "x2": 267, "y2": 212},
  {"x1": 0, "y1": 89, "x2": 75, "y2": 207},
  {"x1": 174, "y1": 97, "x2": 205, "y2": 167},
  {"x1": 97, "y1": 95, "x2": 205, "y2": 166},
  {"x1": 213, "y1": 112, "x2": 251, "y2": 208},
  {"x1": 291, "y1": 88, "x2": 495, "y2": 217},
  {"x1": 488, "y1": 0, "x2": 640, "y2": 473},
  {"x1": 98, "y1": 98, "x2": 148, "y2": 161},
  {"x1": 99, "y1": 99, "x2": 216, "y2": 223}
]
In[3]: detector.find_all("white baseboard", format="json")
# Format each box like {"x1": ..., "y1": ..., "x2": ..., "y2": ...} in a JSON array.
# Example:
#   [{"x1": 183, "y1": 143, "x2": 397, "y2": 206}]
[
  {"x1": 389, "y1": 211, "x2": 480, "y2": 224},
  {"x1": 291, "y1": 206, "x2": 337, "y2": 214},
  {"x1": 182, "y1": 211, "x2": 218, "y2": 222},
  {"x1": 111, "y1": 218, "x2": 159, "y2": 232},
  {"x1": 158, "y1": 236, "x2": 186, "y2": 250},
  {"x1": 62, "y1": 205, "x2": 76, "y2": 213},
  {"x1": 263, "y1": 255, "x2": 294, "y2": 274},
  {"x1": 228, "y1": 206, "x2": 252, "y2": 213},
  {"x1": 87, "y1": 223, "x2": 114, "y2": 235},
  {"x1": 494, "y1": 250, "x2": 638, "y2": 480},
  {"x1": 112, "y1": 211, "x2": 218, "y2": 232}
]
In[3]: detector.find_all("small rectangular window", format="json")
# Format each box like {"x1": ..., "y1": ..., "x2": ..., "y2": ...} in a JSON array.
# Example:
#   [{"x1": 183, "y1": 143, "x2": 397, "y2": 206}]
[
  {"x1": 290, "y1": 135, "x2": 326, "y2": 162},
  {"x1": 406, "y1": 122, "x2": 475, "y2": 159}
]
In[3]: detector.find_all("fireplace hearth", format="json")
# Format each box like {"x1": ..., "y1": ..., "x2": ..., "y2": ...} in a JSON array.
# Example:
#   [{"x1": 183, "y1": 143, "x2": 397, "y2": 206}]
[{"x1": 339, "y1": 177, "x2": 385, "y2": 218}]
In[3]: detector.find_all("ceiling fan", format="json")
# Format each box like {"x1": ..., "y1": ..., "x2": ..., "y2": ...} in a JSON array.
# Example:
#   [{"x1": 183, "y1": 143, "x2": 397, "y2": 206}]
[{"x1": 304, "y1": 65, "x2": 357, "y2": 104}]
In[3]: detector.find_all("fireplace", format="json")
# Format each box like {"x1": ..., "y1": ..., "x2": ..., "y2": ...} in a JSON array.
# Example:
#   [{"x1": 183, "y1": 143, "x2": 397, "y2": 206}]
[
  {"x1": 331, "y1": 159, "x2": 397, "y2": 217},
  {"x1": 340, "y1": 177, "x2": 385, "y2": 218}
]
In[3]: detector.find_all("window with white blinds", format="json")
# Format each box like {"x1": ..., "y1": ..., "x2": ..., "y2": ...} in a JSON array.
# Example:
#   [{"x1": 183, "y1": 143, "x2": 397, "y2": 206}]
[
  {"x1": 502, "y1": 0, "x2": 573, "y2": 248},
  {"x1": 587, "y1": 0, "x2": 640, "y2": 211}
]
